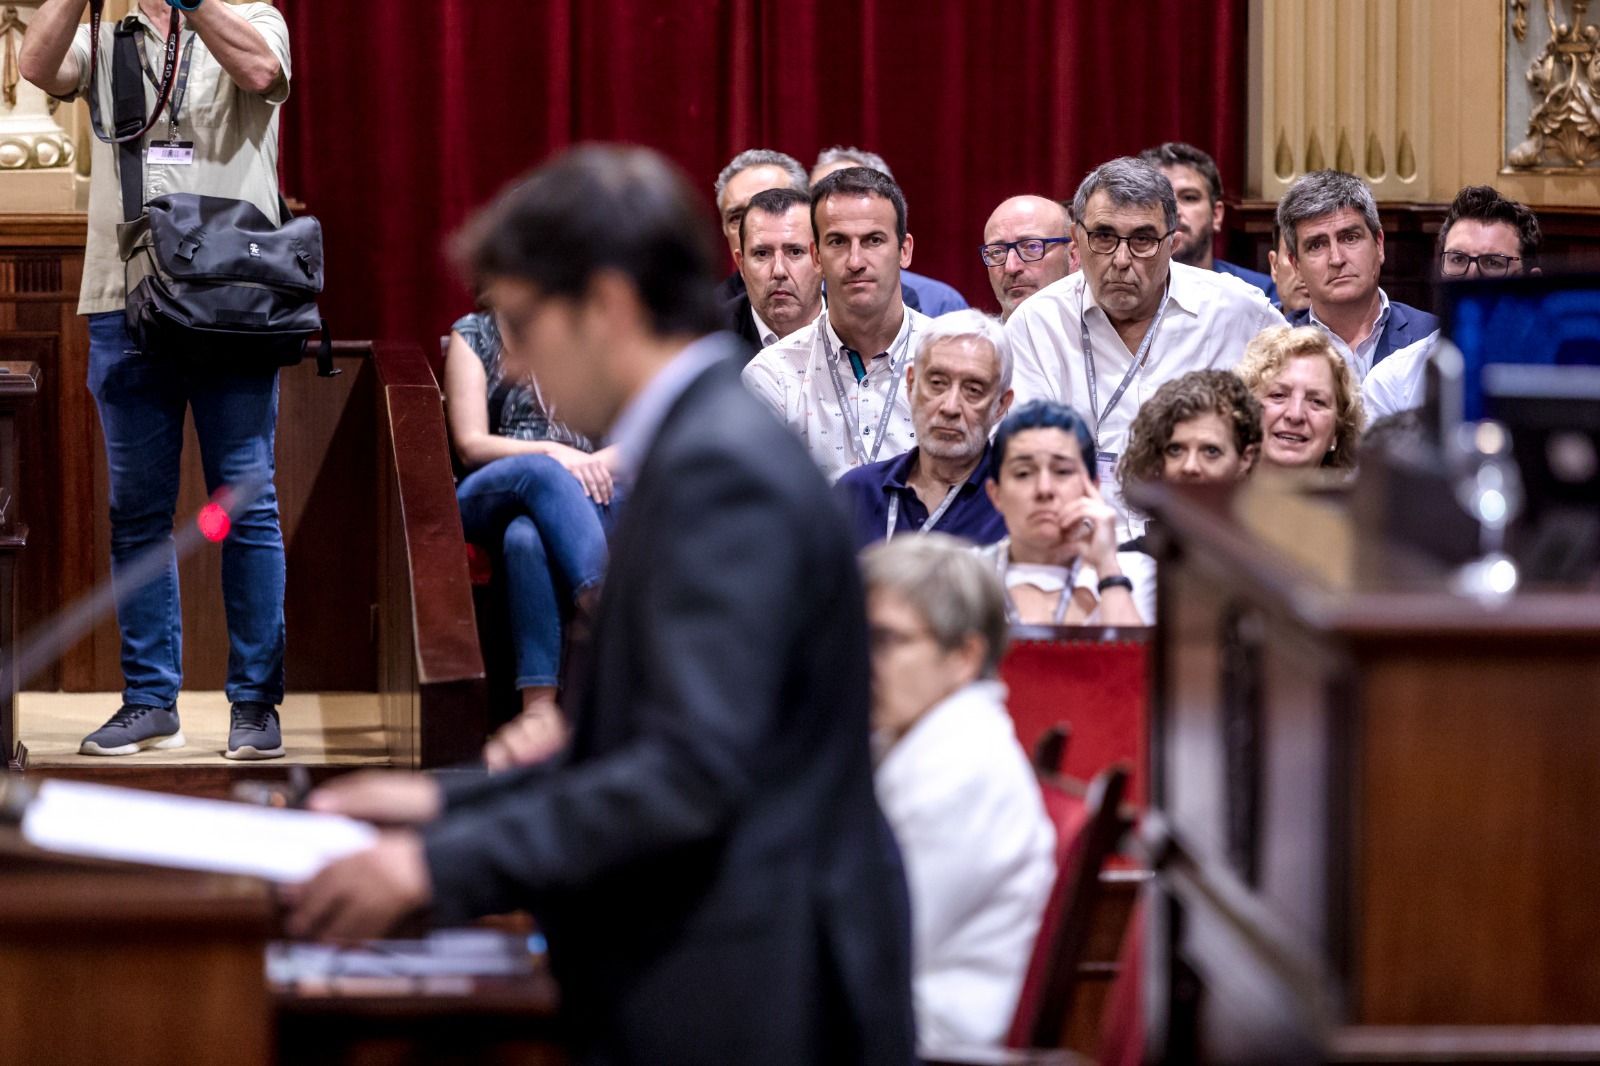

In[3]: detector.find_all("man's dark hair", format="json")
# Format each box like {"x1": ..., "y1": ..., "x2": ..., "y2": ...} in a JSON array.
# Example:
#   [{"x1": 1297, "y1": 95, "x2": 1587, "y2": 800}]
[
  {"x1": 1436, "y1": 184, "x2": 1542, "y2": 266},
  {"x1": 739, "y1": 186, "x2": 812, "y2": 250},
  {"x1": 810, "y1": 166, "x2": 908, "y2": 244},
  {"x1": 1275, "y1": 170, "x2": 1380, "y2": 255},
  {"x1": 452, "y1": 145, "x2": 720, "y2": 337},
  {"x1": 1139, "y1": 141, "x2": 1224, "y2": 204}
]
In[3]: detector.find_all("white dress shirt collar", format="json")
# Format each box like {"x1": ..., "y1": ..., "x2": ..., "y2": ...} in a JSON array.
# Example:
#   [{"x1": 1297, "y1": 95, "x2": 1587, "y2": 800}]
[
  {"x1": 1309, "y1": 286, "x2": 1390, "y2": 381},
  {"x1": 750, "y1": 305, "x2": 780, "y2": 350}
]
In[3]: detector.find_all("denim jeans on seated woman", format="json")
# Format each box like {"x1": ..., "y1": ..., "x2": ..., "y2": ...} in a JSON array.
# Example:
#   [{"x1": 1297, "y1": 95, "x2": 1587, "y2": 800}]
[
  {"x1": 86, "y1": 311, "x2": 287, "y2": 708},
  {"x1": 455, "y1": 454, "x2": 616, "y2": 689}
]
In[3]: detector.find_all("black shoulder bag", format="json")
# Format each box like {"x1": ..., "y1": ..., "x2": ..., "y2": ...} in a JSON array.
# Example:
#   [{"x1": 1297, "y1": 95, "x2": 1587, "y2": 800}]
[{"x1": 84, "y1": 0, "x2": 336, "y2": 377}]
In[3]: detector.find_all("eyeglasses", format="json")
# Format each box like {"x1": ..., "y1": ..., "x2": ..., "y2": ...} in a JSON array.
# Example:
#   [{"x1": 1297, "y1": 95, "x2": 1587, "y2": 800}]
[
  {"x1": 978, "y1": 236, "x2": 1071, "y2": 268},
  {"x1": 1439, "y1": 251, "x2": 1521, "y2": 277},
  {"x1": 1077, "y1": 224, "x2": 1175, "y2": 259},
  {"x1": 867, "y1": 624, "x2": 938, "y2": 654}
]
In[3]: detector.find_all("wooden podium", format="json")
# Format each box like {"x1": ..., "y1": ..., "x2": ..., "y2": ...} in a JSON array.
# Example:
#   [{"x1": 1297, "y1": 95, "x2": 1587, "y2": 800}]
[
  {"x1": 0, "y1": 830, "x2": 274, "y2": 1065},
  {"x1": 1135, "y1": 478, "x2": 1600, "y2": 1063}
]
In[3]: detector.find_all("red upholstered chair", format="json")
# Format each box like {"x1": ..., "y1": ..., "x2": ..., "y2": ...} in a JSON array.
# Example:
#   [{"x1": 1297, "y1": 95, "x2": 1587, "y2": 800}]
[
  {"x1": 1006, "y1": 764, "x2": 1131, "y2": 1051},
  {"x1": 1000, "y1": 627, "x2": 1150, "y2": 804},
  {"x1": 1096, "y1": 901, "x2": 1145, "y2": 1066}
]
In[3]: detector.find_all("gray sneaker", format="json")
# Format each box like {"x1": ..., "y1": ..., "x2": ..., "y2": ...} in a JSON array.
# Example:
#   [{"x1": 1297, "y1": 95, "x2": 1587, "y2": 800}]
[
  {"x1": 79, "y1": 704, "x2": 185, "y2": 756},
  {"x1": 226, "y1": 701, "x2": 285, "y2": 760}
]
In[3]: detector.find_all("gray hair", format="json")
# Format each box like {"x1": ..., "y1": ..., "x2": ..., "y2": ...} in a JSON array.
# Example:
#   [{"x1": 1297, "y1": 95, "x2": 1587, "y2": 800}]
[
  {"x1": 813, "y1": 145, "x2": 895, "y2": 181},
  {"x1": 714, "y1": 150, "x2": 808, "y2": 209},
  {"x1": 1071, "y1": 157, "x2": 1178, "y2": 234},
  {"x1": 1275, "y1": 170, "x2": 1381, "y2": 255},
  {"x1": 914, "y1": 309, "x2": 1014, "y2": 395},
  {"x1": 861, "y1": 534, "x2": 1009, "y2": 678}
]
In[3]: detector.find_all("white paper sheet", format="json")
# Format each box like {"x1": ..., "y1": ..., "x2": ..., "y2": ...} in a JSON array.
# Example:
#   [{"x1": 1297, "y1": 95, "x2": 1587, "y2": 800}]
[{"x1": 21, "y1": 779, "x2": 378, "y2": 884}]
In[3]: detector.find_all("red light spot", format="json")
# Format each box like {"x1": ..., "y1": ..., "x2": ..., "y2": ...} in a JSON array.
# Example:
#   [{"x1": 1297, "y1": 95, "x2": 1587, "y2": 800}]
[{"x1": 198, "y1": 503, "x2": 231, "y2": 543}]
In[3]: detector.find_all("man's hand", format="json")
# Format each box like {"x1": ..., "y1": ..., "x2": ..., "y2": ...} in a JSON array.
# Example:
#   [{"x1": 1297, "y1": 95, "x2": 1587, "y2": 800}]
[
  {"x1": 306, "y1": 770, "x2": 443, "y2": 826},
  {"x1": 282, "y1": 831, "x2": 431, "y2": 941}
]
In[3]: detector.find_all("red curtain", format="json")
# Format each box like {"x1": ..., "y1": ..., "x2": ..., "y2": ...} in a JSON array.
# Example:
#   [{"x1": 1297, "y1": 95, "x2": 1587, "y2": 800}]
[{"x1": 278, "y1": 0, "x2": 1248, "y2": 357}]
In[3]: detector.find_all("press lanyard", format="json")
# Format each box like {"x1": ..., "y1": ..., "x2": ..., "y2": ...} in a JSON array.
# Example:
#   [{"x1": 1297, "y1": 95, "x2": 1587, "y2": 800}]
[
  {"x1": 822, "y1": 316, "x2": 913, "y2": 468},
  {"x1": 885, "y1": 482, "x2": 960, "y2": 539},
  {"x1": 1081, "y1": 282, "x2": 1170, "y2": 440},
  {"x1": 141, "y1": 29, "x2": 197, "y2": 144},
  {"x1": 994, "y1": 539, "x2": 1076, "y2": 625}
]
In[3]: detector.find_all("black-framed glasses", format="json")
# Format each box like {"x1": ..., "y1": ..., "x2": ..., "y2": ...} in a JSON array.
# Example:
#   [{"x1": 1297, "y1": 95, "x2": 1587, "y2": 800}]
[
  {"x1": 1439, "y1": 251, "x2": 1521, "y2": 277},
  {"x1": 1077, "y1": 224, "x2": 1175, "y2": 259},
  {"x1": 978, "y1": 236, "x2": 1071, "y2": 268}
]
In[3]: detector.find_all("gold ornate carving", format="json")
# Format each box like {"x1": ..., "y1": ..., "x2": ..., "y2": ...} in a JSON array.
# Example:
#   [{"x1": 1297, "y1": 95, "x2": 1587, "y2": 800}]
[
  {"x1": 1513, "y1": 0, "x2": 1531, "y2": 40},
  {"x1": 1507, "y1": 0, "x2": 1600, "y2": 168}
]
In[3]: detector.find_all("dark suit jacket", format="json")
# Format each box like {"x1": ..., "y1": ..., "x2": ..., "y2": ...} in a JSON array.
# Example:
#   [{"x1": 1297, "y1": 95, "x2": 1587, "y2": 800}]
[
  {"x1": 424, "y1": 345, "x2": 917, "y2": 1066},
  {"x1": 723, "y1": 290, "x2": 764, "y2": 363},
  {"x1": 1287, "y1": 296, "x2": 1439, "y2": 368}
]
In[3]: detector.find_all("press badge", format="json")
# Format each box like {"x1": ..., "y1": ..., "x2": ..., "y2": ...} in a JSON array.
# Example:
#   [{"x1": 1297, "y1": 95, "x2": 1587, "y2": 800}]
[
  {"x1": 1096, "y1": 450, "x2": 1119, "y2": 486},
  {"x1": 148, "y1": 142, "x2": 196, "y2": 165}
]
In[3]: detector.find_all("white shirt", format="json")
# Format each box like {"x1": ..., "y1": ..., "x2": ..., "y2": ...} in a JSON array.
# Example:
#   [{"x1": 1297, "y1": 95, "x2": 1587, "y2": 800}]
[
  {"x1": 750, "y1": 305, "x2": 780, "y2": 350},
  {"x1": 1362, "y1": 328, "x2": 1439, "y2": 422},
  {"x1": 1308, "y1": 287, "x2": 1391, "y2": 382},
  {"x1": 742, "y1": 305, "x2": 927, "y2": 483},
  {"x1": 1006, "y1": 261, "x2": 1285, "y2": 532},
  {"x1": 874, "y1": 680, "x2": 1056, "y2": 1056},
  {"x1": 976, "y1": 539, "x2": 1158, "y2": 625}
]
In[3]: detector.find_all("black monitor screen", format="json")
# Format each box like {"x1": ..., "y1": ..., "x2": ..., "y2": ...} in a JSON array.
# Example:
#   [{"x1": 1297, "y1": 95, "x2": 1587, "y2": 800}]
[{"x1": 1439, "y1": 273, "x2": 1600, "y2": 422}]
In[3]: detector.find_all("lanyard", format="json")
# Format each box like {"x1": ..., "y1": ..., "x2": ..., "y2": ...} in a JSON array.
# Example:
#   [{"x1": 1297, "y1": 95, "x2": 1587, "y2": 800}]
[
  {"x1": 822, "y1": 316, "x2": 913, "y2": 468},
  {"x1": 141, "y1": 30, "x2": 197, "y2": 144},
  {"x1": 885, "y1": 482, "x2": 961, "y2": 539},
  {"x1": 994, "y1": 539, "x2": 1076, "y2": 625},
  {"x1": 1081, "y1": 282, "x2": 1170, "y2": 441}
]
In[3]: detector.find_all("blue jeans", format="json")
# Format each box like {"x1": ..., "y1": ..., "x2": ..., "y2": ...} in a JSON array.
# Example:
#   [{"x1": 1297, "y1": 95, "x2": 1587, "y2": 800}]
[
  {"x1": 87, "y1": 311, "x2": 286, "y2": 708},
  {"x1": 456, "y1": 454, "x2": 614, "y2": 690}
]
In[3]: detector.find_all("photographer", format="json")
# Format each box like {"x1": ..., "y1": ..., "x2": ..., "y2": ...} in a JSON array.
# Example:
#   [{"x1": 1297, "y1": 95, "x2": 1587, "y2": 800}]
[{"x1": 21, "y1": 0, "x2": 294, "y2": 759}]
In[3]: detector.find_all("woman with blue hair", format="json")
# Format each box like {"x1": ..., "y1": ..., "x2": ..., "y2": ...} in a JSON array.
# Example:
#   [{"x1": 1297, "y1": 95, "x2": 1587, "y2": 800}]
[{"x1": 978, "y1": 400, "x2": 1154, "y2": 626}]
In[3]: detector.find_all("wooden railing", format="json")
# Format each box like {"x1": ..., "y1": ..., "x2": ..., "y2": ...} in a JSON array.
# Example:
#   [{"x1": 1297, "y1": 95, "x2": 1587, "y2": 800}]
[{"x1": 370, "y1": 342, "x2": 486, "y2": 768}]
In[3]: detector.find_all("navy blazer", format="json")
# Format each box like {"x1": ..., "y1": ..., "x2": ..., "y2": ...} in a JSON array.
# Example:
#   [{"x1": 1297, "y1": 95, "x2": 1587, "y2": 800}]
[
  {"x1": 424, "y1": 348, "x2": 917, "y2": 1066},
  {"x1": 1287, "y1": 295, "x2": 1440, "y2": 368}
]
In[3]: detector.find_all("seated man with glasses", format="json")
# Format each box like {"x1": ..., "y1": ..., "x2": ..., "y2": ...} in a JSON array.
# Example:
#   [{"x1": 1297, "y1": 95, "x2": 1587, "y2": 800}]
[
  {"x1": 1362, "y1": 185, "x2": 1542, "y2": 421},
  {"x1": 981, "y1": 195, "x2": 1076, "y2": 321},
  {"x1": 1006, "y1": 157, "x2": 1284, "y2": 535},
  {"x1": 1277, "y1": 170, "x2": 1439, "y2": 383}
]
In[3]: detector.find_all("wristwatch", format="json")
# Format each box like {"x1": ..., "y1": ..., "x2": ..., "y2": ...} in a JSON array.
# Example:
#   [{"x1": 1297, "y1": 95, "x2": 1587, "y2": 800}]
[{"x1": 1097, "y1": 574, "x2": 1134, "y2": 595}]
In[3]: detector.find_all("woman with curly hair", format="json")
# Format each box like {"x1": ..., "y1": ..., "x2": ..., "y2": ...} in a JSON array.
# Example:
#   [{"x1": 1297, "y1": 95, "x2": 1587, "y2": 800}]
[
  {"x1": 1234, "y1": 325, "x2": 1365, "y2": 471},
  {"x1": 1117, "y1": 369, "x2": 1263, "y2": 501}
]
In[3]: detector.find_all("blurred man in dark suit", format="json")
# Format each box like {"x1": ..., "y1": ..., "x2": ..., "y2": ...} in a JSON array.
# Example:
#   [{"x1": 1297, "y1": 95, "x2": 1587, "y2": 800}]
[{"x1": 286, "y1": 145, "x2": 916, "y2": 1066}]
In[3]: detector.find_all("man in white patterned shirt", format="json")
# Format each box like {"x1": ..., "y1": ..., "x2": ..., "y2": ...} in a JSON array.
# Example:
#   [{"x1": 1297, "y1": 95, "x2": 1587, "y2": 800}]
[
  {"x1": 743, "y1": 167, "x2": 928, "y2": 482},
  {"x1": 1006, "y1": 157, "x2": 1285, "y2": 530}
]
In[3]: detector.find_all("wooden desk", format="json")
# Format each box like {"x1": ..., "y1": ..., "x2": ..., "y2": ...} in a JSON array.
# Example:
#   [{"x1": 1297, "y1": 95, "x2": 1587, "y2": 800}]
[
  {"x1": 0, "y1": 837, "x2": 274, "y2": 1066},
  {"x1": 1135, "y1": 478, "x2": 1600, "y2": 1063}
]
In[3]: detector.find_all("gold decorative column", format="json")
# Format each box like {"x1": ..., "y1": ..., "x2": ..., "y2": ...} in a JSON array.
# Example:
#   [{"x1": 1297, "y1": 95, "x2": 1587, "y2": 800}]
[{"x1": 1248, "y1": 0, "x2": 1600, "y2": 208}]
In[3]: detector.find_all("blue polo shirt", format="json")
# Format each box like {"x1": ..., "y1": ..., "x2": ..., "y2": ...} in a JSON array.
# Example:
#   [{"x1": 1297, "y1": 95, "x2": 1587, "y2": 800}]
[{"x1": 835, "y1": 443, "x2": 1005, "y2": 551}]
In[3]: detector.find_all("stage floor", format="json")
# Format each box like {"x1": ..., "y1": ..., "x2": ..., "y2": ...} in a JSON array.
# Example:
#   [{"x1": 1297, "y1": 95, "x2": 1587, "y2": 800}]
[{"x1": 18, "y1": 691, "x2": 390, "y2": 768}]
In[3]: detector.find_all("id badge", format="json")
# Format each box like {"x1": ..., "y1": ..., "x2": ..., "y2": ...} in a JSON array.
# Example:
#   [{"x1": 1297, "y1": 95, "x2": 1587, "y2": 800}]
[
  {"x1": 148, "y1": 142, "x2": 196, "y2": 165},
  {"x1": 1095, "y1": 449, "x2": 1119, "y2": 486}
]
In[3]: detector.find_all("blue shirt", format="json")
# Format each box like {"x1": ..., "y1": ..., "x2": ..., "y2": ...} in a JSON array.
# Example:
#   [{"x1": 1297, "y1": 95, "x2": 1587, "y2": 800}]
[
  {"x1": 901, "y1": 270, "x2": 969, "y2": 316},
  {"x1": 834, "y1": 443, "x2": 1005, "y2": 551},
  {"x1": 1214, "y1": 258, "x2": 1278, "y2": 305}
]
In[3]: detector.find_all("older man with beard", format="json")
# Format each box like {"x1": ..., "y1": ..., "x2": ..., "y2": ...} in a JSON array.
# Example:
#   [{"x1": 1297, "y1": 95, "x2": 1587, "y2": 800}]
[{"x1": 835, "y1": 310, "x2": 1014, "y2": 550}]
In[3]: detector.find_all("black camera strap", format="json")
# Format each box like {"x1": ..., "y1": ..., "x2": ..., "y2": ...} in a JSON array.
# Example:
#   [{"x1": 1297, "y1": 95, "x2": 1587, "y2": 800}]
[{"x1": 84, "y1": 0, "x2": 182, "y2": 220}]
